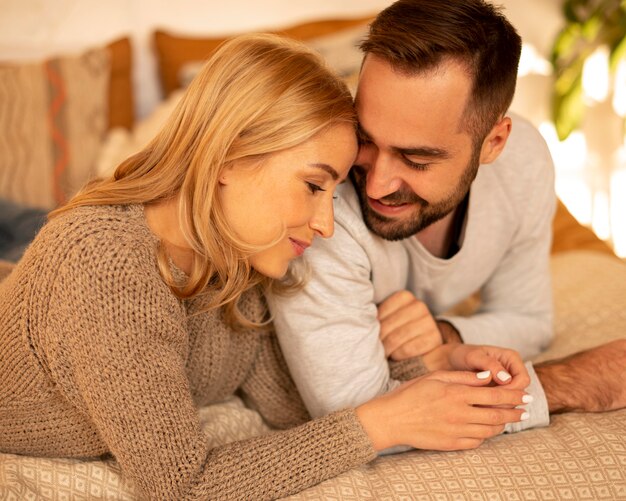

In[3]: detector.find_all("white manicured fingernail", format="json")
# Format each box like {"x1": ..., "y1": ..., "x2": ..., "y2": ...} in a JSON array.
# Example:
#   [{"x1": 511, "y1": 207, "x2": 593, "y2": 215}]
[
  {"x1": 477, "y1": 370, "x2": 491, "y2": 379},
  {"x1": 521, "y1": 412, "x2": 530, "y2": 421},
  {"x1": 497, "y1": 370, "x2": 512, "y2": 382},
  {"x1": 522, "y1": 394, "x2": 534, "y2": 404}
]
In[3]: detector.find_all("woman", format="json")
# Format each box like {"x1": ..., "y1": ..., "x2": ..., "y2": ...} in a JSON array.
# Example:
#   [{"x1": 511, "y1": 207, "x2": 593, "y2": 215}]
[{"x1": 0, "y1": 34, "x2": 529, "y2": 500}]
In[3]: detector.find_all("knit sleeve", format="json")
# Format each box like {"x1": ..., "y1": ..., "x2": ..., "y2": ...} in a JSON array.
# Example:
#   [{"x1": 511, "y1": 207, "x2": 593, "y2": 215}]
[
  {"x1": 42, "y1": 227, "x2": 375, "y2": 500},
  {"x1": 388, "y1": 356, "x2": 429, "y2": 381},
  {"x1": 239, "y1": 325, "x2": 312, "y2": 429}
]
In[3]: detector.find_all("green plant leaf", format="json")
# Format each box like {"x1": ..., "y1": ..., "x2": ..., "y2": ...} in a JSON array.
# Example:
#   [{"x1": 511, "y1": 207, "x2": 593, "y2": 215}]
[
  {"x1": 553, "y1": 75, "x2": 585, "y2": 140},
  {"x1": 581, "y1": 13, "x2": 603, "y2": 41},
  {"x1": 551, "y1": 24, "x2": 584, "y2": 67},
  {"x1": 554, "y1": 52, "x2": 588, "y2": 93},
  {"x1": 551, "y1": 0, "x2": 626, "y2": 139},
  {"x1": 609, "y1": 32, "x2": 626, "y2": 71}
]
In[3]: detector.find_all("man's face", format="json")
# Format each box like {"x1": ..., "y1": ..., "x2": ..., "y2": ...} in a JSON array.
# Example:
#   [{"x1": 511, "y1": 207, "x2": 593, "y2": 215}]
[{"x1": 353, "y1": 55, "x2": 481, "y2": 241}]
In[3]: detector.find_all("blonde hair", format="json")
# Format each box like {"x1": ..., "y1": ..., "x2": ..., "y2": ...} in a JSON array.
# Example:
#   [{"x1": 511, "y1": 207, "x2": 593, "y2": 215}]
[{"x1": 50, "y1": 34, "x2": 356, "y2": 328}]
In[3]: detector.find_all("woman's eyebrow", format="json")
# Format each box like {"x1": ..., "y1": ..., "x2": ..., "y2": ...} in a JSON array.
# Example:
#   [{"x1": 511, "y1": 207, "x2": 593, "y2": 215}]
[{"x1": 308, "y1": 163, "x2": 339, "y2": 181}]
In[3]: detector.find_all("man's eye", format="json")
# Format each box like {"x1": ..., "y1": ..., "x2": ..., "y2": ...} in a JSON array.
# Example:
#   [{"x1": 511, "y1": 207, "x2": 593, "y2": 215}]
[
  {"x1": 306, "y1": 182, "x2": 326, "y2": 194},
  {"x1": 403, "y1": 158, "x2": 430, "y2": 171}
]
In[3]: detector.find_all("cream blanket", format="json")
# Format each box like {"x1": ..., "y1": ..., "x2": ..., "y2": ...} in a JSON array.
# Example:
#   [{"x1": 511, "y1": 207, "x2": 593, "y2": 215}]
[{"x1": 1, "y1": 251, "x2": 625, "y2": 500}]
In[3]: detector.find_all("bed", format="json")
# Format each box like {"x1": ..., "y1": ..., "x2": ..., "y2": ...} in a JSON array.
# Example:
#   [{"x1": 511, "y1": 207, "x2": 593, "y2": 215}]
[{"x1": 1, "y1": 13, "x2": 625, "y2": 501}]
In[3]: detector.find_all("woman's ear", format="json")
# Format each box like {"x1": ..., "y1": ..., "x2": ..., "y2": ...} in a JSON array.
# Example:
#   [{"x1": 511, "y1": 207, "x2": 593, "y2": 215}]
[
  {"x1": 479, "y1": 116, "x2": 512, "y2": 164},
  {"x1": 218, "y1": 166, "x2": 233, "y2": 185}
]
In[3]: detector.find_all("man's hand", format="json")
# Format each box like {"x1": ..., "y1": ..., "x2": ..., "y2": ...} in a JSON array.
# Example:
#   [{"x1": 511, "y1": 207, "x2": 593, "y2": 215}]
[
  {"x1": 423, "y1": 344, "x2": 530, "y2": 389},
  {"x1": 356, "y1": 370, "x2": 531, "y2": 452},
  {"x1": 437, "y1": 319, "x2": 463, "y2": 344},
  {"x1": 535, "y1": 339, "x2": 626, "y2": 413},
  {"x1": 378, "y1": 290, "x2": 445, "y2": 360}
]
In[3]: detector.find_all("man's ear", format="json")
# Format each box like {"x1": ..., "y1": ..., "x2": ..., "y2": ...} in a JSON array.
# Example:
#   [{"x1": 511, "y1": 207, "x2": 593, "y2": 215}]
[{"x1": 479, "y1": 116, "x2": 512, "y2": 164}]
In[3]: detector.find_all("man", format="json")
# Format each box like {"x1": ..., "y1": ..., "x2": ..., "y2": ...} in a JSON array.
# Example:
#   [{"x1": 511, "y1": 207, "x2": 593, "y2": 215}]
[{"x1": 268, "y1": 0, "x2": 626, "y2": 442}]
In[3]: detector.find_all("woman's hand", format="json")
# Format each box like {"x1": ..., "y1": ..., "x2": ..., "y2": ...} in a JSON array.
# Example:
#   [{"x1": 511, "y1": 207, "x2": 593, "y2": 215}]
[
  {"x1": 377, "y1": 290, "x2": 443, "y2": 360},
  {"x1": 356, "y1": 370, "x2": 530, "y2": 452},
  {"x1": 423, "y1": 344, "x2": 530, "y2": 390}
]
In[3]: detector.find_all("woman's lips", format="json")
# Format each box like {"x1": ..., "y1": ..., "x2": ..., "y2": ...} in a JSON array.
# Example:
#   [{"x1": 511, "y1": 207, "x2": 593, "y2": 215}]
[
  {"x1": 368, "y1": 197, "x2": 412, "y2": 216},
  {"x1": 289, "y1": 238, "x2": 310, "y2": 257}
]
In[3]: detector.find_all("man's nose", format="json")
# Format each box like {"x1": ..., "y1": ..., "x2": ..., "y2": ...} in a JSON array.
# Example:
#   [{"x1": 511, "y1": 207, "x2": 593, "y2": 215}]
[{"x1": 360, "y1": 151, "x2": 403, "y2": 200}]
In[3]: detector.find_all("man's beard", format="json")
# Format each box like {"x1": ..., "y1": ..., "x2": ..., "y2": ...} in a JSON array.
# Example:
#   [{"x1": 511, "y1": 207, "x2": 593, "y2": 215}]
[{"x1": 351, "y1": 148, "x2": 481, "y2": 241}]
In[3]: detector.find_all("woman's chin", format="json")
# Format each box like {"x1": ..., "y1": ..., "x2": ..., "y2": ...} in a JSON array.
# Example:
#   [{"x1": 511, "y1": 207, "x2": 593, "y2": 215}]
[{"x1": 251, "y1": 259, "x2": 291, "y2": 280}]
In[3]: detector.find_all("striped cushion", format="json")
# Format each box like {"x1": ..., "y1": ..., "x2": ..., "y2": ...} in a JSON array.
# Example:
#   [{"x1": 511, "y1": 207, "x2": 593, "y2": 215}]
[{"x1": 0, "y1": 47, "x2": 109, "y2": 209}]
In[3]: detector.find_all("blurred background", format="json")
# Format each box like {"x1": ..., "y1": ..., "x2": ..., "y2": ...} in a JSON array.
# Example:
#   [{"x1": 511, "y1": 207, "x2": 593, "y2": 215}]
[{"x1": 1, "y1": 0, "x2": 625, "y2": 256}]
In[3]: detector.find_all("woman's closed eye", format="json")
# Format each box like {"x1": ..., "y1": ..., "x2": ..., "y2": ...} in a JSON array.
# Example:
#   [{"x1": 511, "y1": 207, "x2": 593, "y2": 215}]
[{"x1": 306, "y1": 181, "x2": 326, "y2": 194}]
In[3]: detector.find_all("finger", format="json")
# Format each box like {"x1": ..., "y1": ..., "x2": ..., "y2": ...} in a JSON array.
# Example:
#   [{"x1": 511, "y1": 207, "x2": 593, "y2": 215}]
[
  {"x1": 384, "y1": 323, "x2": 440, "y2": 355},
  {"x1": 503, "y1": 358, "x2": 530, "y2": 389},
  {"x1": 465, "y1": 386, "x2": 530, "y2": 407},
  {"x1": 506, "y1": 371, "x2": 531, "y2": 391},
  {"x1": 377, "y1": 290, "x2": 415, "y2": 321},
  {"x1": 459, "y1": 423, "x2": 506, "y2": 440},
  {"x1": 426, "y1": 370, "x2": 494, "y2": 386},
  {"x1": 483, "y1": 347, "x2": 530, "y2": 385},
  {"x1": 465, "y1": 350, "x2": 513, "y2": 385},
  {"x1": 382, "y1": 324, "x2": 424, "y2": 354},
  {"x1": 389, "y1": 332, "x2": 442, "y2": 360},
  {"x1": 467, "y1": 405, "x2": 528, "y2": 426},
  {"x1": 379, "y1": 300, "x2": 432, "y2": 340}
]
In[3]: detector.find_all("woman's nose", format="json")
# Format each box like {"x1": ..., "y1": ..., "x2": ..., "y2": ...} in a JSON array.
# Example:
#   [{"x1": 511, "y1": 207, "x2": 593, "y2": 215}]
[{"x1": 310, "y1": 198, "x2": 334, "y2": 239}]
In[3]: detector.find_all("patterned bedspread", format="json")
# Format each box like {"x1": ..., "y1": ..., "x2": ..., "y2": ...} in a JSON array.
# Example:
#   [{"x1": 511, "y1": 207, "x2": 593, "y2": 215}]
[{"x1": 1, "y1": 251, "x2": 625, "y2": 500}]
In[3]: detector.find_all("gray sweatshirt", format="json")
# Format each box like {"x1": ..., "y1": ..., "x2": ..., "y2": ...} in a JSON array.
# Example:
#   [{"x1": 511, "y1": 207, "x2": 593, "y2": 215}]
[{"x1": 269, "y1": 113, "x2": 554, "y2": 432}]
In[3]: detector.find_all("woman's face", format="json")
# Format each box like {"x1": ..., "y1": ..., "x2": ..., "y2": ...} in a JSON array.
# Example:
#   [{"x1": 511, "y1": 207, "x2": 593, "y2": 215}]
[{"x1": 219, "y1": 124, "x2": 357, "y2": 278}]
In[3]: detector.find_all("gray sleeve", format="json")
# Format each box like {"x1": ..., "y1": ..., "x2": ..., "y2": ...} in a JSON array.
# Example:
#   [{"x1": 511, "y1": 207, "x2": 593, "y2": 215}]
[
  {"x1": 267, "y1": 222, "x2": 397, "y2": 419},
  {"x1": 504, "y1": 362, "x2": 550, "y2": 433},
  {"x1": 439, "y1": 119, "x2": 556, "y2": 360}
]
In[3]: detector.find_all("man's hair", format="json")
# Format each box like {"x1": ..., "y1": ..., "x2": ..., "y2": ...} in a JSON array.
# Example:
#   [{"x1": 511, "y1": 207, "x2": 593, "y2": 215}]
[{"x1": 360, "y1": 0, "x2": 522, "y2": 143}]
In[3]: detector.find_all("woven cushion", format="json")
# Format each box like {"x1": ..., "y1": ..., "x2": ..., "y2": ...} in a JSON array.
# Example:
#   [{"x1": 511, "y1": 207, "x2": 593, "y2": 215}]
[{"x1": 0, "y1": 47, "x2": 109, "y2": 208}]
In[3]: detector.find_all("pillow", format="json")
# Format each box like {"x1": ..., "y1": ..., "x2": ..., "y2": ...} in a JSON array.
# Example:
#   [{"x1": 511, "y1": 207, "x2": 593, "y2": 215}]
[
  {"x1": 96, "y1": 90, "x2": 185, "y2": 179},
  {"x1": 305, "y1": 24, "x2": 368, "y2": 78},
  {"x1": 154, "y1": 16, "x2": 373, "y2": 96},
  {"x1": 551, "y1": 200, "x2": 616, "y2": 257},
  {"x1": 106, "y1": 37, "x2": 134, "y2": 130},
  {"x1": 0, "y1": 46, "x2": 111, "y2": 209},
  {"x1": 177, "y1": 23, "x2": 368, "y2": 93}
]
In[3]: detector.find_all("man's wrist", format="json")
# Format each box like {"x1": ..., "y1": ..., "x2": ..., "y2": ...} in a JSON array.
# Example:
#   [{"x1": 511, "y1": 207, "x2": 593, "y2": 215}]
[
  {"x1": 422, "y1": 321, "x2": 462, "y2": 371},
  {"x1": 534, "y1": 342, "x2": 625, "y2": 414},
  {"x1": 534, "y1": 362, "x2": 573, "y2": 413},
  {"x1": 437, "y1": 320, "x2": 462, "y2": 344}
]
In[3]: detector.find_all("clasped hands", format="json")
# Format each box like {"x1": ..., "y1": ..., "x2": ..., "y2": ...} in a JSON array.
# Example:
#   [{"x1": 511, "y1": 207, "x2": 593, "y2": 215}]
[
  {"x1": 359, "y1": 290, "x2": 532, "y2": 452},
  {"x1": 378, "y1": 290, "x2": 528, "y2": 388}
]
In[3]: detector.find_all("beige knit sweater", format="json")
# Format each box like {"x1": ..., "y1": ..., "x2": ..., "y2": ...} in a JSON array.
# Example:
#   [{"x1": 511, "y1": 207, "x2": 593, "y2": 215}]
[{"x1": 0, "y1": 204, "x2": 378, "y2": 500}]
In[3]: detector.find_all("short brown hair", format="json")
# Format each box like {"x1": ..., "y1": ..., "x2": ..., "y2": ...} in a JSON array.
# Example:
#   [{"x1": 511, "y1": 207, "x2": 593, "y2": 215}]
[{"x1": 360, "y1": 0, "x2": 521, "y2": 143}]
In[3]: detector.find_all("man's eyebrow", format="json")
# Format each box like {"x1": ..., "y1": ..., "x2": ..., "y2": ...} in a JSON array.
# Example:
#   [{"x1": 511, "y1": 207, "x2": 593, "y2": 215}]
[
  {"x1": 358, "y1": 123, "x2": 450, "y2": 159},
  {"x1": 392, "y1": 146, "x2": 451, "y2": 159},
  {"x1": 308, "y1": 163, "x2": 340, "y2": 181}
]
